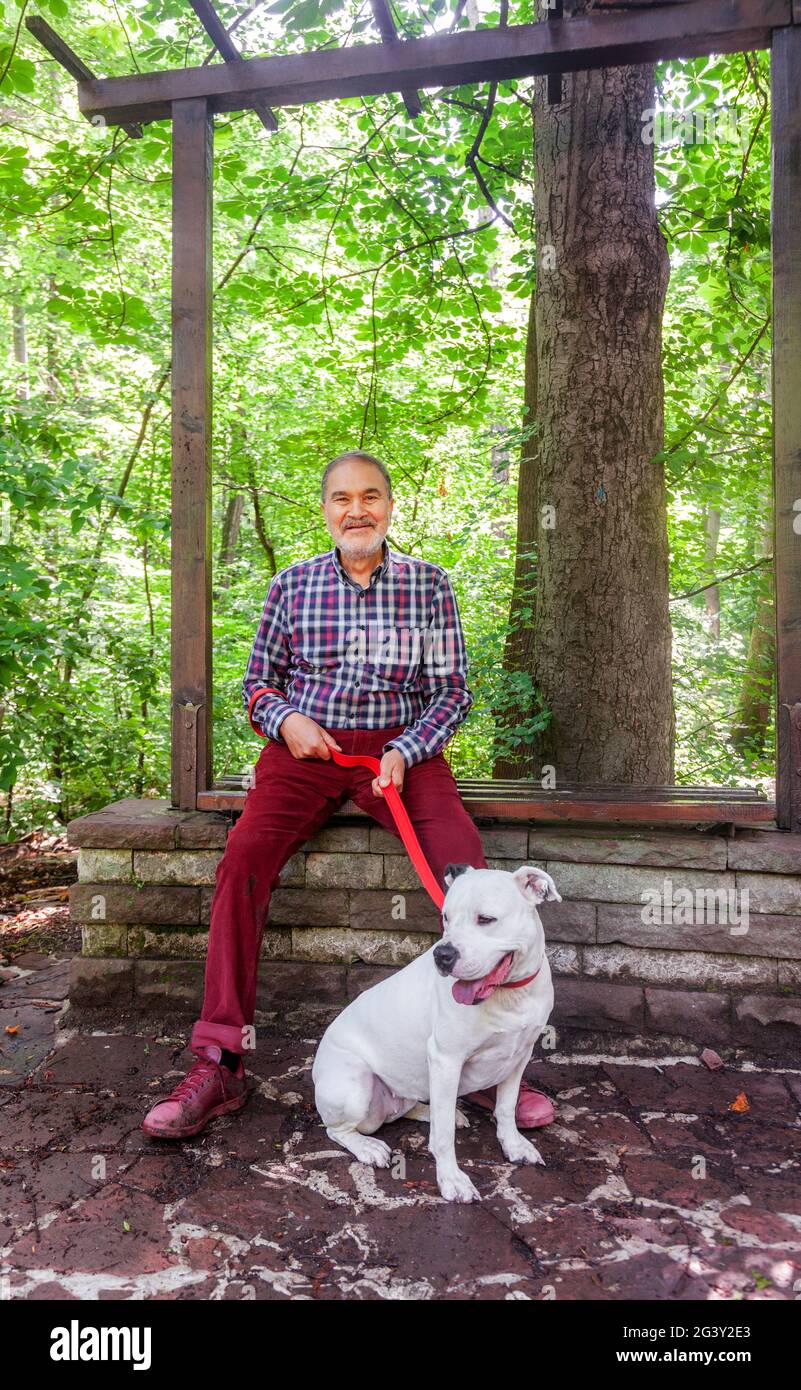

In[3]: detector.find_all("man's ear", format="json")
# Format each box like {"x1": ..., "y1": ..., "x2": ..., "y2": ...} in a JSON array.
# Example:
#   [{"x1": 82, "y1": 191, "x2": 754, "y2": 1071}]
[
  {"x1": 443, "y1": 863, "x2": 475, "y2": 889},
  {"x1": 513, "y1": 865, "x2": 562, "y2": 905}
]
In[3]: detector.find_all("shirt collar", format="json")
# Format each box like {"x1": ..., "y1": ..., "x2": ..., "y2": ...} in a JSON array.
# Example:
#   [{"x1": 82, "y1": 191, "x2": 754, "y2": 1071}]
[{"x1": 331, "y1": 538, "x2": 391, "y2": 590}]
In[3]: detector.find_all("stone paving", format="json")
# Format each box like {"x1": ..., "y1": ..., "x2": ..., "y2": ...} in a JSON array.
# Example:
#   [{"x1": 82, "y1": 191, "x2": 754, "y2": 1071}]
[{"x1": 1, "y1": 951, "x2": 800, "y2": 1301}]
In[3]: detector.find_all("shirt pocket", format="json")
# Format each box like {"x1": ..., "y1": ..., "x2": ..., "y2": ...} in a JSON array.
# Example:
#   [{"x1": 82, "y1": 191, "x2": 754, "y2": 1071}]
[{"x1": 365, "y1": 624, "x2": 429, "y2": 688}]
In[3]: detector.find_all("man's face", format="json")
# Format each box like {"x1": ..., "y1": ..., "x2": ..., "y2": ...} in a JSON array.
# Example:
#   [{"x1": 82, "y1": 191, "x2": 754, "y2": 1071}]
[{"x1": 321, "y1": 458, "x2": 394, "y2": 561}]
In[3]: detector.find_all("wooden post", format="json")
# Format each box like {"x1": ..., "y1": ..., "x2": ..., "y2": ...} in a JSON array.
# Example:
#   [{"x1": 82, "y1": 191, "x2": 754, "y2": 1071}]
[
  {"x1": 546, "y1": 0, "x2": 564, "y2": 105},
  {"x1": 171, "y1": 98, "x2": 213, "y2": 810},
  {"x1": 772, "y1": 20, "x2": 801, "y2": 831}
]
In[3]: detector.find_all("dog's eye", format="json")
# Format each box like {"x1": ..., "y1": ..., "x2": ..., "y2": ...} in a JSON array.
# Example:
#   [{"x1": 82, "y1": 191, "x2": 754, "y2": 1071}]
[{"x1": 477, "y1": 915, "x2": 497, "y2": 925}]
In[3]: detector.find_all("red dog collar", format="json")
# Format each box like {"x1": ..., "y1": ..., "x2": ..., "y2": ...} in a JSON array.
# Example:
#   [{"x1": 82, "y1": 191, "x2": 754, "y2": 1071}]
[{"x1": 502, "y1": 966, "x2": 540, "y2": 988}]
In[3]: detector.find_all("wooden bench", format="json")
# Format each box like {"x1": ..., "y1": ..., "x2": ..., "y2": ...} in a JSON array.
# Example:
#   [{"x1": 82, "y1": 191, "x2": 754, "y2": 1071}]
[{"x1": 198, "y1": 778, "x2": 775, "y2": 827}]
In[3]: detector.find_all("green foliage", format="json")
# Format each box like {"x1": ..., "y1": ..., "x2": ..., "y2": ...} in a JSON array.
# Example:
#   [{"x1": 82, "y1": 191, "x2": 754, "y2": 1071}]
[{"x1": 655, "y1": 51, "x2": 773, "y2": 789}]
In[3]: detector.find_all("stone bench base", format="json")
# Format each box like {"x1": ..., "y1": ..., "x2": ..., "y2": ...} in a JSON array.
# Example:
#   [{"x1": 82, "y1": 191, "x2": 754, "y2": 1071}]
[
  {"x1": 64, "y1": 798, "x2": 801, "y2": 1056},
  {"x1": 64, "y1": 955, "x2": 801, "y2": 1057}
]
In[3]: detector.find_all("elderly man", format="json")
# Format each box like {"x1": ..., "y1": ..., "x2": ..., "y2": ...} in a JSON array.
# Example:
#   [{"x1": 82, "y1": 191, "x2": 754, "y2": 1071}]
[{"x1": 143, "y1": 450, "x2": 555, "y2": 1139}]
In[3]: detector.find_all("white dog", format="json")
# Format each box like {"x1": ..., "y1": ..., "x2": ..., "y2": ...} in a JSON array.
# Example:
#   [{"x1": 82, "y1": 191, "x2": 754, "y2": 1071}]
[{"x1": 312, "y1": 862, "x2": 559, "y2": 1203}]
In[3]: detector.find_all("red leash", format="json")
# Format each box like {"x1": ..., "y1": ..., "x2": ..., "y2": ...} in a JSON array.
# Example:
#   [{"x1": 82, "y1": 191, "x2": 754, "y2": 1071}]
[
  {"x1": 328, "y1": 747, "x2": 447, "y2": 909},
  {"x1": 247, "y1": 688, "x2": 538, "y2": 989},
  {"x1": 249, "y1": 686, "x2": 445, "y2": 906}
]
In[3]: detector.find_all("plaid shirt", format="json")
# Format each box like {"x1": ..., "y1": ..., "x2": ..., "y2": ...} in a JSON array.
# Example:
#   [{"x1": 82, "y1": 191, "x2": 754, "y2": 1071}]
[{"x1": 242, "y1": 541, "x2": 473, "y2": 767}]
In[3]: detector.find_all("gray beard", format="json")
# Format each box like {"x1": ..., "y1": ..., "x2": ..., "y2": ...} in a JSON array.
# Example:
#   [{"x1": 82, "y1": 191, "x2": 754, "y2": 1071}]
[{"x1": 337, "y1": 526, "x2": 386, "y2": 559}]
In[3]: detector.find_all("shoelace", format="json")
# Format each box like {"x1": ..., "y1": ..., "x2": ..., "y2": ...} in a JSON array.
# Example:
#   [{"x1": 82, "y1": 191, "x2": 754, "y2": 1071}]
[{"x1": 169, "y1": 1058, "x2": 220, "y2": 1104}]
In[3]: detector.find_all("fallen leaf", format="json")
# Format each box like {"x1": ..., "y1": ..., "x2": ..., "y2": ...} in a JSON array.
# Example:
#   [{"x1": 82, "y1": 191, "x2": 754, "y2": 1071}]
[
  {"x1": 729, "y1": 1092, "x2": 750, "y2": 1113},
  {"x1": 311, "y1": 1261, "x2": 332, "y2": 1295},
  {"x1": 4, "y1": 1025, "x2": 19, "y2": 1036}
]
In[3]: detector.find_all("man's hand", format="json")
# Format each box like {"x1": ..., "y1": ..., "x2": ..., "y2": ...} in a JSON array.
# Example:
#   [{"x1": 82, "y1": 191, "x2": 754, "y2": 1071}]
[
  {"x1": 281, "y1": 712, "x2": 342, "y2": 761},
  {"x1": 372, "y1": 748, "x2": 406, "y2": 798}
]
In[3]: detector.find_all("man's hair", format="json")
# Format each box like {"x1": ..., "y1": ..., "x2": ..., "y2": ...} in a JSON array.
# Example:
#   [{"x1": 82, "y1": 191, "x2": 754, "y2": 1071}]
[{"x1": 321, "y1": 450, "x2": 393, "y2": 502}]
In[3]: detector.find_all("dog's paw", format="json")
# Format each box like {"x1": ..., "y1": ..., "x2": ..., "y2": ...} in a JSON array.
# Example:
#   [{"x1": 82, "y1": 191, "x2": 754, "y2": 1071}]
[
  {"x1": 455, "y1": 1107, "x2": 471, "y2": 1130},
  {"x1": 351, "y1": 1136, "x2": 392, "y2": 1168},
  {"x1": 438, "y1": 1167, "x2": 481, "y2": 1203},
  {"x1": 500, "y1": 1134, "x2": 545, "y2": 1166}
]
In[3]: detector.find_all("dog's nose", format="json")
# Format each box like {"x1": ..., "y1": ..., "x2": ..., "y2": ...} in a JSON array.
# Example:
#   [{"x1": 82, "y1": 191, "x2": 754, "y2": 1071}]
[{"x1": 433, "y1": 943, "x2": 459, "y2": 975}]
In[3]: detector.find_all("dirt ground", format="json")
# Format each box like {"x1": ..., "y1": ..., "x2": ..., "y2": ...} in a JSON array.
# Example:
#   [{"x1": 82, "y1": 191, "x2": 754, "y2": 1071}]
[
  {"x1": 1, "y1": 836, "x2": 800, "y2": 1301},
  {"x1": 0, "y1": 830, "x2": 80, "y2": 961}
]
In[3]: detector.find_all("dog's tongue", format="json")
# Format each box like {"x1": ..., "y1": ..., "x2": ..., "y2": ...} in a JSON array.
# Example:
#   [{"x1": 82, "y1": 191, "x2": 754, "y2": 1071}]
[{"x1": 452, "y1": 952, "x2": 514, "y2": 1006}]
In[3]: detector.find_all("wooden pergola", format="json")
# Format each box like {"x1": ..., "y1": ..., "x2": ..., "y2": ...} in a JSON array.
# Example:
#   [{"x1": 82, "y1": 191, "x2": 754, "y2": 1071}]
[{"x1": 27, "y1": 1, "x2": 801, "y2": 829}]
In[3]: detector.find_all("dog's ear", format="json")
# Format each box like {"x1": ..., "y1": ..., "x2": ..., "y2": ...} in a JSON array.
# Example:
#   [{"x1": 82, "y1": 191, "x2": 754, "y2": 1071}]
[
  {"x1": 513, "y1": 865, "x2": 562, "y2": 905},
  {"x1": 443, "y1": 863, "x2": 475, "y2": 888}
]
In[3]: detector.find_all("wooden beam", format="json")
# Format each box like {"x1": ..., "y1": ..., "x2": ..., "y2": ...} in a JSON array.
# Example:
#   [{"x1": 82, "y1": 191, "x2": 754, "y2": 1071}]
[
  {"x1": 186, "y1": 0, "x2": 278, "y2": 132},
  {"x1": 772, "y1": 22, "x2": 801, "y2": 831},
  {"x1": 77, "y1": 0, "x2": 792, "y2": 126},
  {"x1": 25, "y1": 15, "x2": 143, "y2": 138},
  {"x1": 171, "y1": 99, "x2": 214, "y2": 810},
  {"x1": 369, "y1": 0, "x2": 423, "y2": 118},
  {"x1": 25, "y1": 14, "x2": 96, "y2": 82}
]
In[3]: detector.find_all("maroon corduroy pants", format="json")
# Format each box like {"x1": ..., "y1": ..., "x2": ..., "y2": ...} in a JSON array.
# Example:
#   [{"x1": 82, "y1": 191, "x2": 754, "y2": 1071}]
[{"x1": 189, "y1": 725, "x2": 487, "y2": 1056}]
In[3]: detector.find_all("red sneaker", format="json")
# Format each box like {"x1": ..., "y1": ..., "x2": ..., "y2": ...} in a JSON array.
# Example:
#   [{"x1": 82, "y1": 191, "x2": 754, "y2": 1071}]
[
  {"x1": 464, "y1": 1079, "x2": 555, "y2": 1129},
  {"x1": 142, "y1": 1045, "x2": 248, "y2": 1140}
]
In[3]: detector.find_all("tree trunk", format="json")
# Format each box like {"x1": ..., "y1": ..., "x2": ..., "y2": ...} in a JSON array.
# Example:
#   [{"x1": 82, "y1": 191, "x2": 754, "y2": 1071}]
[
  {"x1": 494, "y1": 282, "x2": 539, "y2": 777},
  {"x1": 703, "y1": 507, "x2": 721, "y2": 641},
  {"x1": 246, "y1": 461, "x2": 277, "y2": 576},
  {"x1": 528, "y1": 0, "x2": 674, "y2": 783},
  {"x1": 731, "y1": 519, "x2": 774, "y2": 760},
  {"x1": 44, "y1": 274, "x2": 59, "y2": 395},
  {"x1": 216, "y1": 490, "x2": 245, "y2": 591},
  {"x1": 12, "y1": 295, "x2": 29, "y2": 400}
]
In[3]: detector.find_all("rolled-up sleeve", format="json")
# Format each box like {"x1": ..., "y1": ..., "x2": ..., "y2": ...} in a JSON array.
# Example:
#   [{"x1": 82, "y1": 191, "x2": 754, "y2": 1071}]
[
  {"x1": 383, "y1": 572, "x2": 473, "y2": 767},
  {"x1": 242, "y1": 577, "x2": 299, "y2": 740}
]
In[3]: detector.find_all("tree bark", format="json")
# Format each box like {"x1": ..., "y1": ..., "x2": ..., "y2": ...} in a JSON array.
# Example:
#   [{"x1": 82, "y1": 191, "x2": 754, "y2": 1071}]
[
  {"x1": 246, "y1": 461, "x2": 277, "y2": 576},
  {"x1": 731, "y1": 518, "x2": 774, "y2": 760},
  {"x1": 44, "y1": 274, "x2": 60, "y2": 395},
  {"x1": 494, "y1": 281, "x2": 540, "y2": 777},
  {"x1": 528, "y1": 0, "x2": 674, "y2": 783},
  {"x1": 703, "y1": 507, "x2": 721, "y2": 641},
  {"x1": 216, "y1": 489, "x2": 245, "y2": 591},
  {"x1": 12, "y1": 295, "x2": 29, "y2": 400}
]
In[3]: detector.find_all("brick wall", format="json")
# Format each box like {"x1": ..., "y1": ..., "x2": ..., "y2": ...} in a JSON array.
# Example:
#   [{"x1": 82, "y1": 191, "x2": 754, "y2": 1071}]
[{"x1": 65, "y1": 798, "x2": 801, "y2": 1051}]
